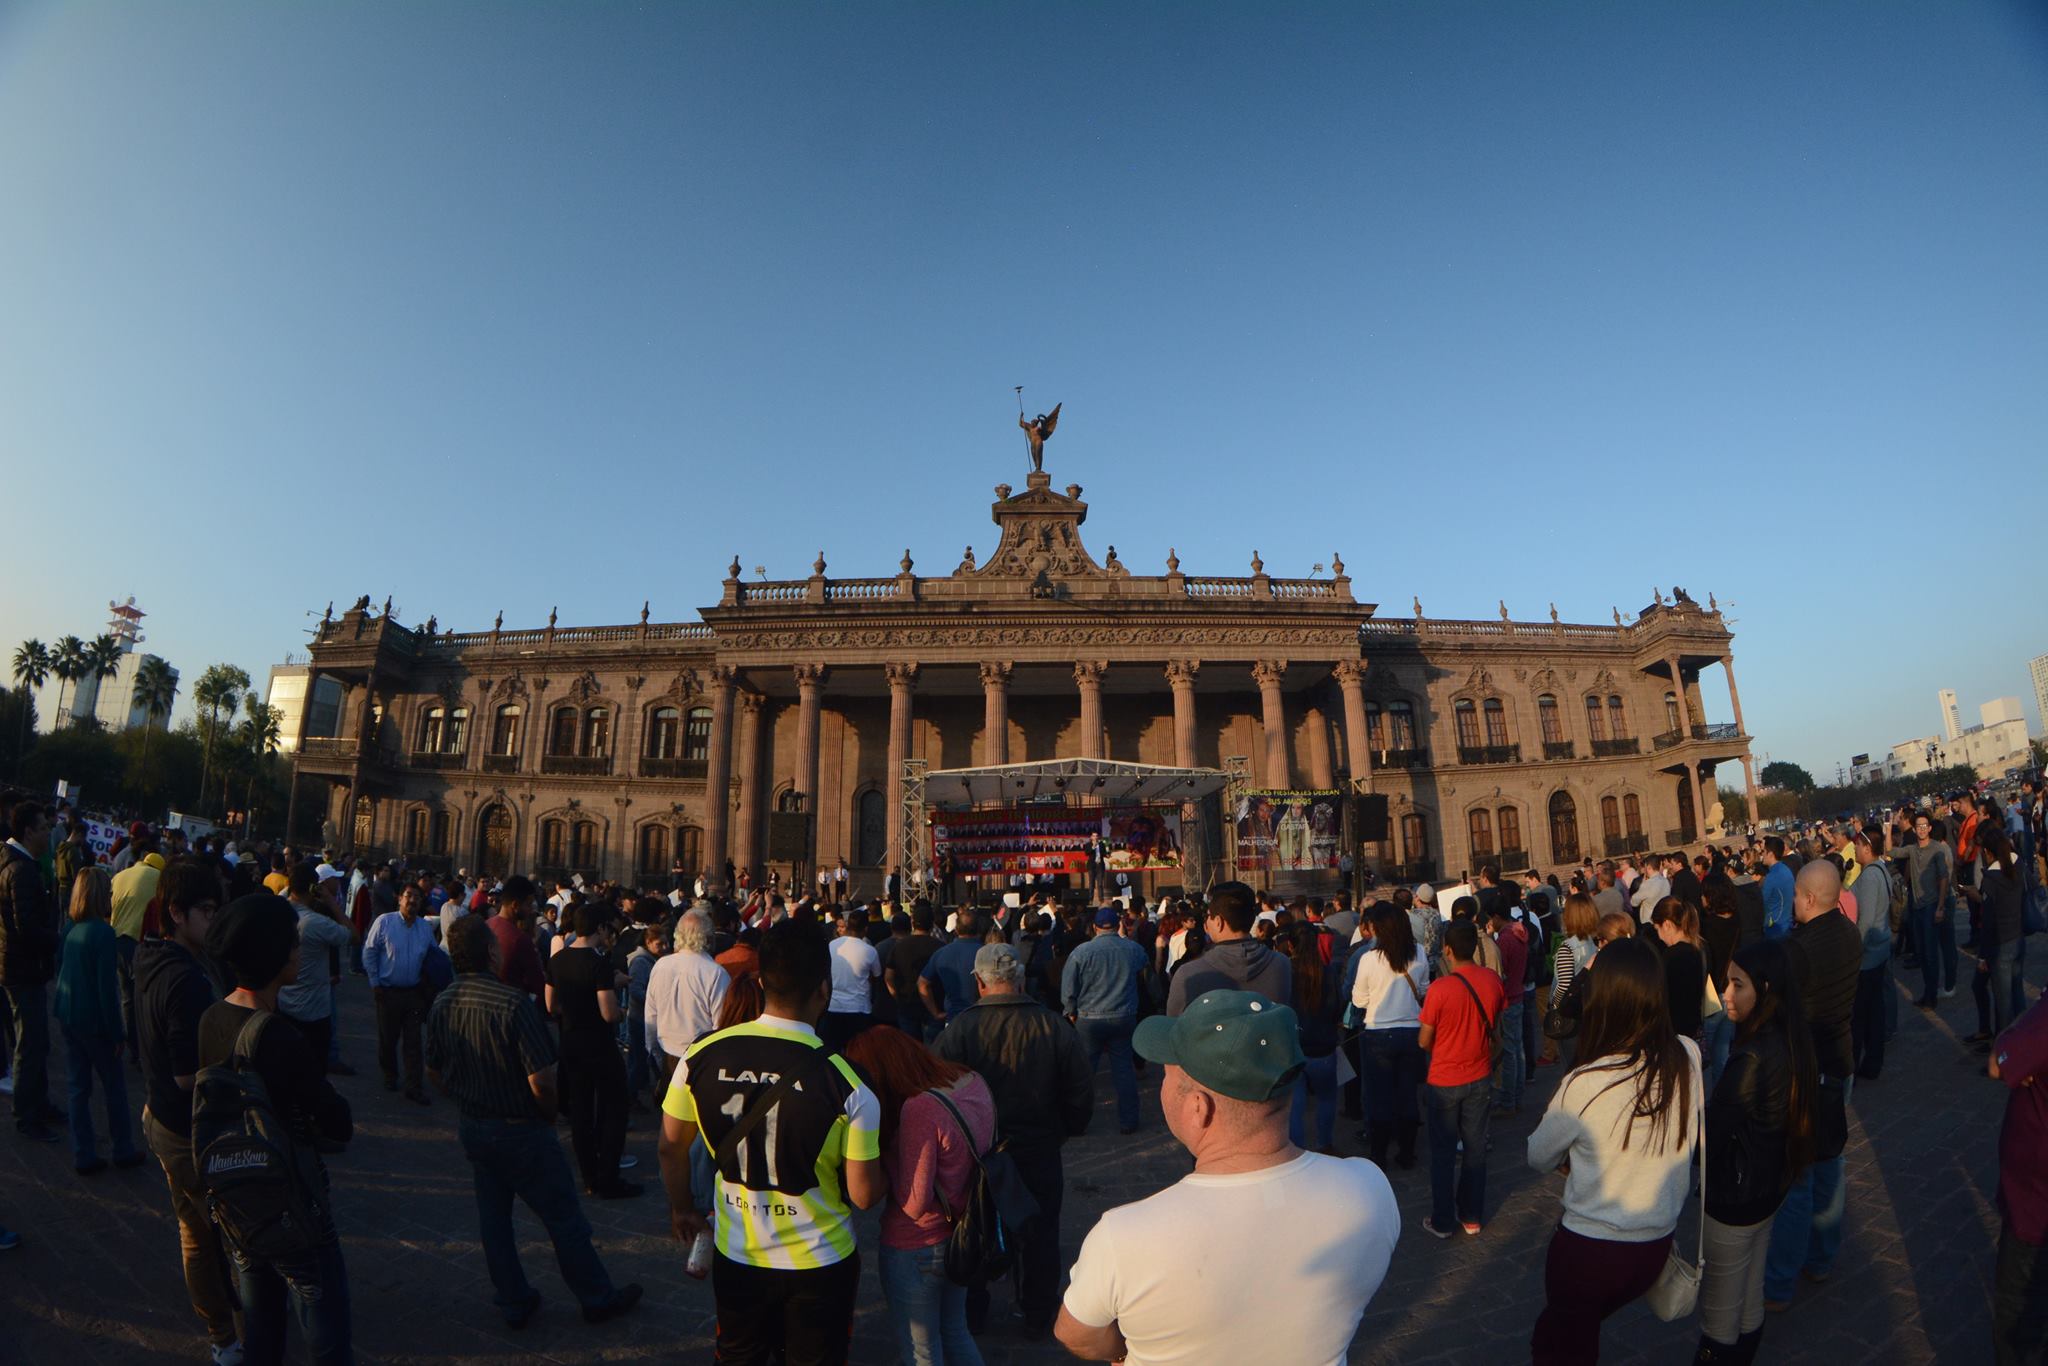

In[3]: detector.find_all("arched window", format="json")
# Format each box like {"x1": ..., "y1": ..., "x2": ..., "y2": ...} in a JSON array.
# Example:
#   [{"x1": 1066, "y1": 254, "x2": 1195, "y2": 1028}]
[
  {"x1": 548, "y1": 706, "x2": 578, "y2": 756},
  {"x1": 538, "y1": 818, "x2": 566, "y2": 867},
  {"x1": 1585, "y1": 695, "x2": 1607, "y2": 742},
  {"x1": 417, "y1": 706, "x2": 445, "y2": 754},
  {"x1": 404, "y1": 808, "x2": 428, "y2": 853},
  {"x1": 677, "y1": 825, "x2": 702, "y2": 874},
  {"x1": 647, "y1": 706, "x2": 680, "y2": 759},
  {"x1": 857, "y1": 789, "x2": 888, "y2": 867},
  {"x1": 1468, "y1": 808, "x2": 1494, "y2": 859},
  {"x1": 1664, "y1": 692, "x2": 1680, "y2": 735},
  {"x1": 1600, "y1": 796, "x2": 1621, "y2": 846},
  {"x1": 570, "y1": 820, "x2": 598, "y2": 869},
  {"x1": 1497, "y1": 806, "x2": 1523, "y2": 854},
  {"x1": 430, "y1": 810, "x2": 452, "y2": 856},
  {"x1": 1537, "y1": 695, "x2": 1562, "y2": 744},
  {"x1": 1401, "y1": 811, "x2": 1430, "y2": 864},
  {"x1": 491, "y1": 704, "x2": 522, "y2": 756},
  {"x1": 1482, "y1": 698, "x2": 1509, "y2": 747},
  {"x1": 1454, "y1": 700, "x2": 1480, "y2": 749},
  {"x1": 1623, "y1": 793, "x2": 1644, "y2": 838},
  {"x1": 444, "y1": 707, "x2": 468, "y2": 754},
  {"x1": 1608, "y1": 695, "x2": 1629, "y2": 740},
  {"x1": 583, "y1": 708, "x2": 609, "y2": 757},
  {"x1": 1363, "y1": 701, "x2": 1386, "y2": 750},
  {"x1": 684, "y1": 706, "x2": 713, "y2": 762},
  {"x1": 1386, "y1": 701, "x2": 1416, "y2": 751},
  {"x1": 638, "y1": 824, "x2": 670, "y2": 876},
  {"x1": 1549, "y1": 790, "x2": 1580, "y2": 864}
]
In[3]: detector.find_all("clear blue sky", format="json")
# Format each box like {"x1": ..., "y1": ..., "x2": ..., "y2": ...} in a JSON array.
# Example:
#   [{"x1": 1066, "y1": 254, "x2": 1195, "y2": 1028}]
[{"x1": 4, "y1": 2, "x2": 2045, "y2": 780}]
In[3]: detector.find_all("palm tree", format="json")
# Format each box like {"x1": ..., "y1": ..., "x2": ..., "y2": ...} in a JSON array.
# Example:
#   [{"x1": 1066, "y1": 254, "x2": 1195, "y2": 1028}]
[
  {"x1": 239, "y1": 697, "x2": 283, "y2": 834},
  {"x1": 79, "y1": 634, "x2": 122, "y2": 727},
  {"x1": 10, "y1": 640, "x2": 49, "y2": 774},
  {"x1": 194, "y1": 663, "x2": 252, "y2": 811},
  {"x1": 134, "y1": 655, "x2": 178, "y2": 769},
  {"x1": 50, "y1": 635, "x2": 87, "y2": 728}
]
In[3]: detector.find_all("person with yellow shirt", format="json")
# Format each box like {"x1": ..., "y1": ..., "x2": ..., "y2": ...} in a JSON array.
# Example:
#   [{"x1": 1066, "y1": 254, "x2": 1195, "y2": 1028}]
[
  {"x1": 108, "y1": 831, "x2": 164, "y2": 1056},
  {"x1": 261, "y1": 854, "x2": 291, "y2": 896}
]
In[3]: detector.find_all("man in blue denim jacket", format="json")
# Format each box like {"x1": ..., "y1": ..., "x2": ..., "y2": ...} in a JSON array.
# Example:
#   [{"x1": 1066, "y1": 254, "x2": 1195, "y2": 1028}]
[{"x1": 1061, "y1": 908, "x2": 1150, "y2": 1134}]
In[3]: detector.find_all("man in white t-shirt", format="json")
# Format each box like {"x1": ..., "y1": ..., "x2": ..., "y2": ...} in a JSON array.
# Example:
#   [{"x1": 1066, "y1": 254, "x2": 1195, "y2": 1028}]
[
  {"x1": 819, "y1": 907, "x2": 881, "y2": 1051},
  {"x1": 1056, "y1": 991, "x2": 1400, "y2": 1366}
]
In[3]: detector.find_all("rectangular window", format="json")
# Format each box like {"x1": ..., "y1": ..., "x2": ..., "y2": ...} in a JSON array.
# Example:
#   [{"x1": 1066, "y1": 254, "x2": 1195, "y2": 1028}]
[
  {"x1": 1585, "y1": 696, "x2": 1607, "y2": 742},
  {"x1": 1498, "y1": 807, "x2": 1522, "y2": 852}
]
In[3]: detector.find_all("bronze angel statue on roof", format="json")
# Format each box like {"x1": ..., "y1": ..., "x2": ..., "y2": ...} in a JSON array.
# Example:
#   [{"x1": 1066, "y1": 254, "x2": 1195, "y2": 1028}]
[{"x1": 1020, "y1": 402, "x2": 1061, "y2": 474}]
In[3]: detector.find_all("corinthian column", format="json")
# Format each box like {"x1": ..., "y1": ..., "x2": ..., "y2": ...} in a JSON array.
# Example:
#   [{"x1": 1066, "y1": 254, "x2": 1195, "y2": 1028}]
[
  {"x1": 885, "y1": 662, "x2": 917, "y2": 873},
  {"x1": 1333, "y1": 661, "x2": 1373, "y2": 791},
  {"x1": 1074, "y1": 661, "x2": 1106, "y2": 759},
  {"x1": 1164, "y1": 660, "x2": 1199, "y2": 769},
  {"x1": 1253, "y1": 660, "x2": 1292, "y2": 788},
  {"x1": 701, "y1": 665, "x2": 737, "y2": 888},
  {"x1": 733, "y1": 691, "x2": 765, "y2": 876},
  {"x1": 979, "y1": 661, "x2": 1011, "y2": 766},
  {"x1": 793, "y1": 663, "x2": 827, "y2": 867}
]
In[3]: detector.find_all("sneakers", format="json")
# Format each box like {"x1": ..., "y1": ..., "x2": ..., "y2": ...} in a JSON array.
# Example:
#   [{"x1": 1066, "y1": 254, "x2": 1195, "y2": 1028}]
[
  {"x1": 1940, "y1": 986, "x2": 1957, "y2": 999},
  {"x1": 210, "y1": 1341, "x2": 246, "y2": 1366},
  {"x1": 616, "y1": 1154, "x2": 639, "y2": 1171},
  {"x1": 0, "y1": 1073, "x2": 13, "y2": 1096},
  {"x1": 1419, "y1": 1217, "x2": 1454, "y2": 1240},
  {"x1": 1461, "y1": 1221, "x2": 1483, "y2": 1236},
  {"x1": 583, "y1": 1283, "x2": 643, "y2": 1325}
]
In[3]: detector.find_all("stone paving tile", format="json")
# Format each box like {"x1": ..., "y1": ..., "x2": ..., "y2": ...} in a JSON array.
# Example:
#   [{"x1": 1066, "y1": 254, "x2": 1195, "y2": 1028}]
[{"x1": 2, "y1": 948, "x2": 2036, "y2": 1364}]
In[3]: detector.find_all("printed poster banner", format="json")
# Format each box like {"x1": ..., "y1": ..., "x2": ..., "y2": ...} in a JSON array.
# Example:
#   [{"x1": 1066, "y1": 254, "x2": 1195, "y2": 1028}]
[
  {"x1": 1104, "y1": 808, "x2": 1182, "y2": 871},
  {"x1": 930, "y1": 806, "x2": 1186, "y2": 876},
  {"x1": 1234, "y1": 789, "x2": 1343, "y2": 872}
]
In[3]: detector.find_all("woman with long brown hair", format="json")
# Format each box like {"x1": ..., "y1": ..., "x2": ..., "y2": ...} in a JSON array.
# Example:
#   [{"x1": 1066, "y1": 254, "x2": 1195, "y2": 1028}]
[
  {"x1": 1287, "y1": 920, "x2": 1344, "y2": 1153},
  {"x1": 1527, "y1": 936, "x2": 1702, "y2": 1365},
  {"x1": 1350, "y1": 905, "x2": 1429, "y2": 1169},
  {"x1": 53, "y1": 866, "x2": 143, "y2": 1174},
  {"x1": 1650, "y1": 896, "x2": 1709, "y2": 1042},
  {"x1": 841, "y1": 1026, "x2": 997, "y2": 1366}
]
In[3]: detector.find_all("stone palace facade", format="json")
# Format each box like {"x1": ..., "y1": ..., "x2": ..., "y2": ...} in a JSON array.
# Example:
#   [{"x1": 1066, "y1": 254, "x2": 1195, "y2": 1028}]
[{"x1": 291, "y1": 466, "x2": 1757, "y2": 897}]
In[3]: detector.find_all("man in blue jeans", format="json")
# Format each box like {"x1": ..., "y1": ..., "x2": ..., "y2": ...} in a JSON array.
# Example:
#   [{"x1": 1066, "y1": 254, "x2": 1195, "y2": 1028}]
[
  {"x1": 1897, "y1": 813, "x2": 1956, "y2": 1007},
  {"x1": 426, "y1": 915, "x2": 641, "y2": 1329},
  {"x1": 1061, "y1": 907, "x2": 1149, "y2": 1134},
  {"x1": 1417, "y1": 920, "x2": 1505, "y2": 1238}
]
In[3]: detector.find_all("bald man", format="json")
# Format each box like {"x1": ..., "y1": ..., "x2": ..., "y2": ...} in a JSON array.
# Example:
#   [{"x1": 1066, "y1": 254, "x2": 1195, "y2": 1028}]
[{"x1": 1763, "y1": 856, "x2": 1865, "y2": 1311}]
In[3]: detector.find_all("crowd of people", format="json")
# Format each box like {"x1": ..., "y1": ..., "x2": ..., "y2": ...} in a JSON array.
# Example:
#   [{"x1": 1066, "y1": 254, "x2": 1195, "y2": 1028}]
[{"x1": 0, "y1": 776, "x2": 2044, "y2": 1365}]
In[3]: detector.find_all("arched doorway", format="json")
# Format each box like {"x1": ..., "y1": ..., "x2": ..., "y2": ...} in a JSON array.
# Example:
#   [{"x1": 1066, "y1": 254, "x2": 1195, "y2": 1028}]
[
  {"x1": 476, "y1": 803, "x2": 513, "y2": 878},
  {"x1": 1548, "y1": 790, "x2": 1580, "y2": 864},
  {"x1": 856, "y1": 789, "x2": 887, "y2": 868}
]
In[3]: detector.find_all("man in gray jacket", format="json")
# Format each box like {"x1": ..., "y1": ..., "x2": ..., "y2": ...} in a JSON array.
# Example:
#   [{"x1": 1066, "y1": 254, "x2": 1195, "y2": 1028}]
[{"x1": 1165, "y1": 882, "x2": 1291, "y2": 1016}]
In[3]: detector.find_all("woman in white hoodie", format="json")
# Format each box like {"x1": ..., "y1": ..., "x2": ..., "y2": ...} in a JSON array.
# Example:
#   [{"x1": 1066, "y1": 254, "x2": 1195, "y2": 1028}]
[{"x1": 1527, "y1": 935, "x2": 1702, "y2": 1365}]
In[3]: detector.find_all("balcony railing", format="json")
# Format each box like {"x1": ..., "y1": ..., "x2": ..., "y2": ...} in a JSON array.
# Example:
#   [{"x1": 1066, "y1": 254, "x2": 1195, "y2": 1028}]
[
  {"x1": 1604, "y1": 836, "x2": 1629, "y2": 858},
  {"x1": 1591, "y1": 738, "x2": 1640, "y2": 757},
  {"x1": 1457, "y1": 744, "x2": 1522, "y2": 766},
  {"x1": 482, "y1": 753, "x2": 520, "y2": 774},
  {"x1": 1652, "y1": 730, "x2": 1684, "y2": 751},
  {"x1": 1666, "y1": 827, "x2": 1694, "y2": 846},
  {"x1": 1372, "y1": 748, "x2": 1430, "y2": 770},
  {"x1": 642, "y1": 756, "x2": 710, "y2": 780},
  {"x1": 1382, "y1": 860, "x2": 1438, "y2": 885},
  {"x1": 409, "y1": 750, "x2": 467, "y2": 771},
  {"x1": 1602, "y1": 834, "x2": 1652, "y2": 858},
  {"x1": 1499, "y1": 849, "x2": 1530, "y2": 874},
  {"x1": 1699, "y1": 722, "x2": 1742, "y2": 742},
  {"x1": 299, "y1": 736, "x2": 361, "y2": 762},
  {"x1": 542, "y1": 754, "x2": 613, "y2": 777},
  {"x1": 1542, "y1": 740, "x2": 1576, "y2": 761}
]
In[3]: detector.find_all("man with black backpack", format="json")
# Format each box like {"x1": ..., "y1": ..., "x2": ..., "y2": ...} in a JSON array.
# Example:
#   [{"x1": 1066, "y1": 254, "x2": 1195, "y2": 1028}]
[{"x1": 195, "y1": 893, "x2": 354, "y2": 1365}]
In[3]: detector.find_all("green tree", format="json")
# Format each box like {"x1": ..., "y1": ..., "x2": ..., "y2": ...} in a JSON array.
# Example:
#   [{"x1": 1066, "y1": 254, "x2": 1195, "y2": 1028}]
[
  {"x1": 236, "y1": 697, "x2": 283, "y2": 834},
  {"x1": 1717, "y1": 785, "x2": 1747, "y2": 824},
  {"x1": 133, "y1": 655, "x2": 179, "y2": 770},
  {"x1": 193, "y1": 663, "x2": 252, "y2": 812},
  {"x1": 1760, "y1": 760, "x2": 1816, "y2": 793},
  {"x1": 0, "y1": 687, "x2": 37, "y2": 776},
  {"x1": 10, "y1": 640, "x2": 49, "y2": 774},
  {"x1": 22, "y1": 724, "x2": 124, "y2": 805},
  {"x1": 50, "y1": 635, "x2": 87, "y2": 729}
]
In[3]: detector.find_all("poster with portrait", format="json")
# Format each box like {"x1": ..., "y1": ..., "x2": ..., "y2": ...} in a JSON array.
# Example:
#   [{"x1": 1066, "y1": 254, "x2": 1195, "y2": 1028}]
[
  {"x1": 1234, "y1": 789, "x2": 1342, "y2": 871},
  {"x1": 1103, "y1": 807, "x2": 1182, "y2": 871},
  {"x1": 929, "y1": 807, "x2": 1095, "y2": 876}
]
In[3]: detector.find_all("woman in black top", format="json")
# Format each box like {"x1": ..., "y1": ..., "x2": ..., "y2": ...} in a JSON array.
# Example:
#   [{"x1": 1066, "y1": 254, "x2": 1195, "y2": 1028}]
[
  {"x1": 1698, "y1": 880, "x2": 1743, "y2": 1090},
  {"x1": 1960, "y1": 825, "x2": 2026, "y2": 1044},
  {"x1": 1696, "y1": 940, "x2": 1817, "y2": 1365},
  {"x1": 1649, "y1": 897, "x2": 1708, "y2": 1042},
  {"x1": 1286, "y1": 921, "x2": 1346, "y2": 1153}
]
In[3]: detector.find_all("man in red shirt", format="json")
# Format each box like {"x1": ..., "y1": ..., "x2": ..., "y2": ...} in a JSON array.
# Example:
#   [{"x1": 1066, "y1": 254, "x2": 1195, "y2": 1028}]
[
  {"x1": 1991, "y1": 997, "x2": 2048, "y2": 1362},
  {"x1": 1488, "y1": 903, "x2": 1530, "y2": 1116},
  {"x1": 486, "y1": 875, "x2": 547, "y2": 1001},
  {"x1": 1417, "y1": 920, "x2": 1505, "y2": 1238}
]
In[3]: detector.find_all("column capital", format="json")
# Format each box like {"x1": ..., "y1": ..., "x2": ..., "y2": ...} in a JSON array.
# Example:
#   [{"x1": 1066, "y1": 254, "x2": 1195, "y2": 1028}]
[
  {"x1": 1252, "y1": 659, "x2": 1290, "y2": 689},
  {"x1": 885, "y1": 662, "x2": 920, "y2": 690},
  {"x1": 1163, "y1": 659, "x2": 1200, "y2": 688},
  {"x1": 1331, "y1": 660, "x2": 1368, "y2": 688},
  {"x1": 792, "y1": 662, "x2": 828, "y2": 688},
  {"x1": 978, "y1": 660, "x2": 1013, "y2": 688},
  {"x1": 708, "y1": 664, "x2": 739, "y2": 688},
  {"x1": 735, "y1": 690, "x2": 765, "y2": 715},
  {"x1": 1072, "y1": 660, "x2": 1107, "y2": 687}
]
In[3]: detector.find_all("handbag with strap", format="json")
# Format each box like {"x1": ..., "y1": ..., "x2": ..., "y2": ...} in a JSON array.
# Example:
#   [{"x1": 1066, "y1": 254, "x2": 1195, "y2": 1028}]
[
  {"x1": 1448, "y1": 970, "x2": 1500, "y2": 1058},
  {"x1": 1644, "y1": 1062, "x2": 1706, "y2": 1321}
]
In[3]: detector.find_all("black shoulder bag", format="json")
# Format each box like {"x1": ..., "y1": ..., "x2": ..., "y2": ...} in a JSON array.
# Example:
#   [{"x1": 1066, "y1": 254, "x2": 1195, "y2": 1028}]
[{"x1": 931, "y1": 1089, "x2": 1041, "y2": 1288}]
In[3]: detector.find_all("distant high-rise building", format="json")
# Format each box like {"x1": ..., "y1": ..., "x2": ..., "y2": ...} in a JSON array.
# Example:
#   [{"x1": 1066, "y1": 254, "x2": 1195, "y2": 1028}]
[
  {"x1": 265, "y1": 662, "x2": 343, "y2": 754},
  {"x1": 1938, "y1": 688, "x2": 1961, "y2": 742},
  {"x1": 2031, "y1": 653, "x2": 2048, "y2": 736},
  {"x1": 58, "y1": 598, "x2": 179, "y2": 732},
  {"x1": 1981, "y1": 697, "x2": 2025, "y2": 728}
]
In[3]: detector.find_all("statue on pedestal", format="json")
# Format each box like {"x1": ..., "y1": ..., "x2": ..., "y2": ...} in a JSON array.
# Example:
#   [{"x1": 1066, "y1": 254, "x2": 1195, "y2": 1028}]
[{"x1": 1019, "y1": 401, "x2": 1061, "y2": 474}]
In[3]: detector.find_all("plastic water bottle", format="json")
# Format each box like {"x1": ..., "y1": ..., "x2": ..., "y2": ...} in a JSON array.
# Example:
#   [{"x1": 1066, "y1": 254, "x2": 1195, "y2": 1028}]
[{"x1": 685, "y1": 1229, "x2": 714, "y2": 1280}]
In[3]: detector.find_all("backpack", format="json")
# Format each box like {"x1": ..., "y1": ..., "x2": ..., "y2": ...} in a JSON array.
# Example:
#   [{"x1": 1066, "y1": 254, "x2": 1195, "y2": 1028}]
[
  {"x1": 1876, "y1": 862, "x2": 1906, "y2": 934},
  {"x1": 931, "y1": 1089, "x2": 1040, "y2": 1289},
  {"x1": 191, "y1": 1012, "x2": 331, "y2": 1265}
]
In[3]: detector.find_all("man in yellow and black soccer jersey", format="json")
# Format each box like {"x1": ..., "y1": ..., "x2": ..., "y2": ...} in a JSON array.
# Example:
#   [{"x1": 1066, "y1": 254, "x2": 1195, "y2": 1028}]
[{"x1": 658, "y1": 917, "x2": 882, "y2": 1365}]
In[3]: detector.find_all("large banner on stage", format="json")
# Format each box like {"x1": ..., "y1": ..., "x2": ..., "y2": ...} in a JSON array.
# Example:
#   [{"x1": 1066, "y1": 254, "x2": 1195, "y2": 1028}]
[
  {"x1": 1233, "y1": 790, "x2": 1342, "y2": 872},
  {"x1": 1104, "y1": 808, "x2": 1182, "y2": 872},
  {"x1": 930, "y1": 809, "x2": 1095, "y2": 876}
]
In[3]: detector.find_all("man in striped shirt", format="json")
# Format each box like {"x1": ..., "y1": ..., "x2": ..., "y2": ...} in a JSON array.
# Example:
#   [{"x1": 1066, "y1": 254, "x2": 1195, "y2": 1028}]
[
  {"x1": 658, "y1": 919, "x2": 882, "y2": 1366},
  {"x1": 426, "y1": 915, "x2": 642, "y2": 1330}
]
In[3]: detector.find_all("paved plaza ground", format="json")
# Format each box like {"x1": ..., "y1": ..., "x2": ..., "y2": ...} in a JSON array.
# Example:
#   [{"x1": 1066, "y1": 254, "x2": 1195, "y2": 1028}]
[{"x1": 3, "y1": 945, "x2": 2036, "y2": 1365}]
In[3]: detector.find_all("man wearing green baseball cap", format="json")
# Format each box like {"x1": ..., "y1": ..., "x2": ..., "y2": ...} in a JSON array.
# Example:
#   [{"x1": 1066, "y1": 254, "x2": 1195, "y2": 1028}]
[{"x1": 1054, "y1": 991, "x2": 1400, "y2": 1365}]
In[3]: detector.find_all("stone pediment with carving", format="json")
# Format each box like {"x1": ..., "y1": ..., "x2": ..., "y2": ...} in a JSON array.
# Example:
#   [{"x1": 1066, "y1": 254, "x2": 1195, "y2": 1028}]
[
  {"x1": 974, "y1": 476, "x2": 1103, "y2": 580},
  {"x1": 566, "y1": 670, "x2": 603, "y2": 704},
  {"x1": 490, "y1": 673, "x2": 528, "y2": 702},
  {"x1": 1458, "y1": 665, "x2": 1498, "y2": 697},
  {"x1": 1589, "y1": 667, "x2": 1620, "y2": 694},
  {"x1": 657, "y1": 667, "x2": 704, "y2": 704},
  {"x1": 1528, "y1": 667, "x2": 1564, "y2": 694}
]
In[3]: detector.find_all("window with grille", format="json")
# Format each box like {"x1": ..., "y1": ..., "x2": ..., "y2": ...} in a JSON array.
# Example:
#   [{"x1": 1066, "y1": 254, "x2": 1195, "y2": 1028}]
[
  {"x1": 1402, "y1": 812, "x2": 1430, "y2": 863},
  {"x1": 1624, "y1": 794, "x2": 1643, "y2": 837},
  {"x1": 492, "y1": 705, "x2": 521, "y2": 755},
  {"x1": 1537, "y1": 695, "x2": 1562, "y2": 744},
  {"x1": 1454, "y1": 701, "x2": 1481, "y2": 749},
  {"x1": 1608, "y1": 696, "x2": 1629, "y2": 740},
  {"x1": 549, "y1": 707, "x2": 577, "y2": 755},
  {"x1": 1549, "y1": 791, "x2": 1580, "y2": 863},
  {"x1": 444, "y1": 708, "x2": 468, "y2": 754},
  {"x1": 1498, "y1": 806, "x2": 1523, "y2": 852},
  {"x1": 1483, "y1": 698, "x2": 1509, "y2": 747},
  {"x1": 1387, "y1": 702, "x2": 1416, "y2": 750},
  {"x1": 1365, "y1": 702, "x2": 1386, "y2": 750},
  {"x1": 684, "y1": 707, "x2": 713, "y2": 762},
  {"x1": 583, "y1": 708, "x2": 609, "y2": 758},
  {"x1": 539, "y1": 819, "x2": 565, "y2": 866},
  {"x1": 1468, "y1": 808, "x2": 1494, "y2": 858},
  {"x1": 417, "y1": 707, "x2": 444, "y2": 753},
  {"x1": 1585, "y1": 696, "x2": 1607, "y2": 742},
  {"x1": 1601, "y1": 796, "x2": 1621, "y2": 843},
  {"x1": 647, "y1": 707, "x2": 680, "y2": 758}
]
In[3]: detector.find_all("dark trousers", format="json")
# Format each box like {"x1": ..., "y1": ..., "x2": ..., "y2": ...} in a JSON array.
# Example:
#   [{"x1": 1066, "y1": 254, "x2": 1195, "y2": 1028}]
[
  {"x1": 458, "y1": 1115, "x2": 615, "y2": 1316},
  {"x1": 1852, "y1": 963, "x2": 1887, "y2": 1079},
  {"x1": 711, "y1": 1249, "x2": 861, "y2": 1366},
  {"x1": 1425, "y1": 1079, "x2": 1490, "y2": 1228},
  {"x1": 237, "y1": 1237, "x2": 354, "y2": 1366},
  {"x1": 1975, "y1": 940, "x2": 2023, "y2": 1038},
  {"x1": 116, "y1": 934, "x2": 139, "y2": 1054},
  {"x1": 292, "y1": 1014, "x2": 333, "y2": 1076},
  {"x1": 373, "y1": 984, "x2": 426, "y2": 1089},
  {"x1": 560, "y1": 1045, "x2": 628, "y2": 1192},
  {"x1": 1912, "y1": 902, "x2": 1957, "y2": 1001},
  {"x1": 967, "y1": 1140, "x2": 1065, "y2": 1333},
  {"x1": 1995, "y1": 1222, "x2": 2048, "y2": 1366},
  {"x1": 5, "y1": 980, "x2": 51, "y2": 1126},
  {"x1": 1531, "y1": 1224, "x2": 1673, "y2": 1366},
  {"x1": 1359, "y1": 1026, "x2": 1424, "y2": 1161}
]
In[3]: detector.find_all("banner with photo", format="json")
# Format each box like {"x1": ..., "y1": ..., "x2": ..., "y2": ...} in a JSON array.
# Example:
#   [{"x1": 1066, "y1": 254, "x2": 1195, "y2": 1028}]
[
  {"x1": 1103, "y1": 807, "x2": 1182, "y2": 871},
  {"x1": 930, "y1": 808, "x2": 1095, "y2": 876},
  {"x1": 1233, "y1": 789, "x2": 1343, "y2": 871}
]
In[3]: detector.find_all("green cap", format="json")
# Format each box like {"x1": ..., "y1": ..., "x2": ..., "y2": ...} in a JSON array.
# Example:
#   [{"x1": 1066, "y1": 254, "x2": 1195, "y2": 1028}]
[{"x1": 1133, "y1": 990, "x2": 1306, "y2": 1102}]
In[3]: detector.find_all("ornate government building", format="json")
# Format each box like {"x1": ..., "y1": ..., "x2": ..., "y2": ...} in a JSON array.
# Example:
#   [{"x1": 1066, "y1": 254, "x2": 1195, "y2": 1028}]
[{"x1": 292, "y1": 463, "x2": 1757, "y2": 896}]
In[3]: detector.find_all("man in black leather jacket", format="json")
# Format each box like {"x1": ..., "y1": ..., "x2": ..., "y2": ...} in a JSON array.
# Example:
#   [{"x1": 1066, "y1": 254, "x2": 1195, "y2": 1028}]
[{"x1": 0, "y1": 800, "x2": 60, "y2": 1141}]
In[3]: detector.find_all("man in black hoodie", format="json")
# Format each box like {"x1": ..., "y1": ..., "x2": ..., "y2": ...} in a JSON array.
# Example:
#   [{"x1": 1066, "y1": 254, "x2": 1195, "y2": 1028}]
[
  {"x1": 1, "y1": 800, "x2": 61, "y2": 1141},
  {"x1": 1164, "y1": 882, "x2": 1291, "y2": 1016},
  {"x1": 134, "y1": 859, "x2": 241, "y2": 1363}
]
